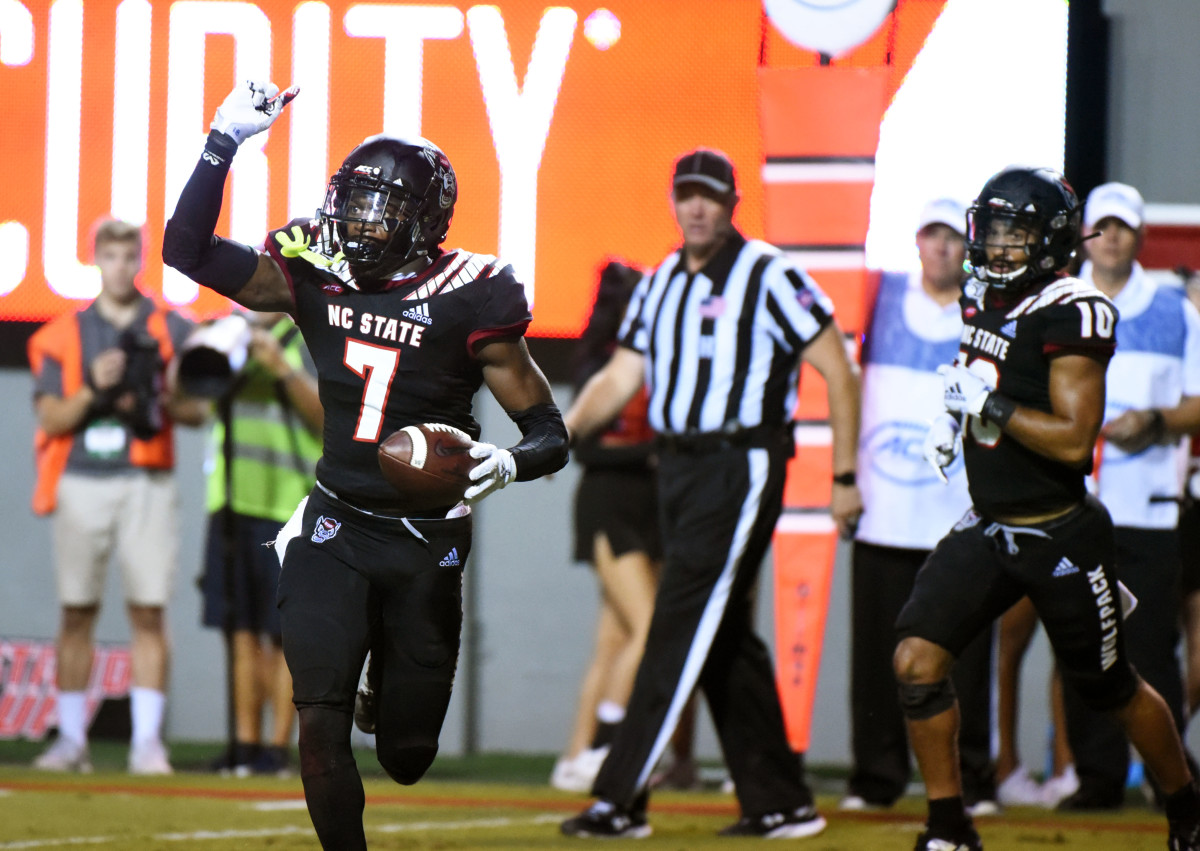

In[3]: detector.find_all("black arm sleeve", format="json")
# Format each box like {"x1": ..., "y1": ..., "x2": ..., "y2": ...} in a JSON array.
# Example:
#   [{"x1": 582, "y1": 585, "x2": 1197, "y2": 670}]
[
  {"x1": 509, "y1": 402, "x2": 569, "y2": 481},
  {"x1": 161, "y1": 131, "x2": 258, "y2": 297}
]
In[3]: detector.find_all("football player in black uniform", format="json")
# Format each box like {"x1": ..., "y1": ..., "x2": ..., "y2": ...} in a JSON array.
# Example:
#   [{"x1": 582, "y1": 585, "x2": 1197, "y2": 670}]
[
  {"x1": 895, "y1": 166, "x2": 1200, "y2": 851},
  {"x1": 163, "y1": 81, "x2": 567, "y2": 850}
]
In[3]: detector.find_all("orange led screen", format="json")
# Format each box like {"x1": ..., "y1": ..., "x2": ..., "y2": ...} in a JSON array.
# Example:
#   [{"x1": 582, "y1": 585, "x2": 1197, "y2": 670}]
[{"x1": 0, "y1": 0, "x2": 764, "y2": 337}]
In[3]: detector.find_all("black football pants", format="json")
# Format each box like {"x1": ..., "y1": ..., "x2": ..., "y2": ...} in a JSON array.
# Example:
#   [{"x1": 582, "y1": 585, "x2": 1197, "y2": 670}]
[
  {"x1": 1062, "y1": 526, "x2": 1189, "y2": 800},
  {"x1": 277, "y1": 486, "x2": 471, "y2": 784},
  {"x1": 592, "y1": 437, "x2": 811, "y2": 817}
]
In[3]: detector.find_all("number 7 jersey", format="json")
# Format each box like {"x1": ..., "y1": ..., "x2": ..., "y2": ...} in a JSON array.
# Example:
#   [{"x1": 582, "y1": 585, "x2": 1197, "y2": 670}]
[
  {"x1": 956, "y1": 276, "x2": 1118, "y2": 518},
  {"x1": 265, "y1": 220, "x2": 533, "y2": 509}
]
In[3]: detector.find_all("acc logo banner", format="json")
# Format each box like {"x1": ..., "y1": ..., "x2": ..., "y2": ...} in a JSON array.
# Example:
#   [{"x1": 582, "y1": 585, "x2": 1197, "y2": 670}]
[
  {"x1": 0, "y1": 639, "x2": 131, "y2": 740},
  {"x1": 862, "y1": 419, "x2": 961, "y2": 486}
]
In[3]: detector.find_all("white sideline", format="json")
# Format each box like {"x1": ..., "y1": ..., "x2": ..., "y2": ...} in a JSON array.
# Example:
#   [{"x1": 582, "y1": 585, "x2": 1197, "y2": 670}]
[{"x1": 0, "y1": 814, "x2": 563, "y2": 848}]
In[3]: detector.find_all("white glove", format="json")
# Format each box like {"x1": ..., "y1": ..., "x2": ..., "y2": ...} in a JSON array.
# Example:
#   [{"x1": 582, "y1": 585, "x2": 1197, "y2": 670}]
[
  {"x1": 211, "y1": 80, "x2": 299, "y2": 146},
  {"x1": 938, "y1": 362, "x2": 993, "y2": 417},
  {"x1": 464, "y1": 442, "x2": 517, "y2": 504},
  {"x1": 923, "y1": 412, "x2": 962, "y2": 484}
]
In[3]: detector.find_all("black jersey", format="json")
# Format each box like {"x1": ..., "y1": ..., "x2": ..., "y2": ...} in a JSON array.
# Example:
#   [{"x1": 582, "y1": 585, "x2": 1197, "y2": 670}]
[
  {"x1": 956, "y1": 275, "x2": 1117, "y2": 518},
  {"x1": 264, "y1": 219, "x2": 532, "y2": 508}
]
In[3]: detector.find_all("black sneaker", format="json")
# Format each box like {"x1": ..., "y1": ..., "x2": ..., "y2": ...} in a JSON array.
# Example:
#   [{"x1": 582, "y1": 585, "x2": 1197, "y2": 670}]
[
  {"x1": 718, "y1": 806, "x2": 826, "y2": 838},
  {"x1": 1056, "y1": 786, "x2": 1123, "y2": 811},
  {"x1": 560, "y1": 800, "x2": 651, "y2": 839},
  {"x1": 250, "y1": 745, "x2": 291, "y2": 777},
  {"x1": 913, "y1": 827, "x2": 983, "y2": 851},
  {"x1": 354, "y1": 652, "x2": 378, "y2": 735},
  {"x1": 1169, "y1": 817, "x2": 1200, "y2": 851}
]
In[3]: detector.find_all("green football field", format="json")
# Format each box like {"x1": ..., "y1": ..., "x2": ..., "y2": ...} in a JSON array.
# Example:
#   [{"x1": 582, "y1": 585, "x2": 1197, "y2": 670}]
[{"x1": 0, "y1": 742, "x2": 1174, "y2": 849}]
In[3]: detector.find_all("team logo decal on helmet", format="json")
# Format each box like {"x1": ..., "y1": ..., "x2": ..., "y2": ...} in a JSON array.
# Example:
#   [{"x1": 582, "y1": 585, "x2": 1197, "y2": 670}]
[
  {"x1": 318, "y1": 135, "x2": 458, "y2": 281},
  {"x1": 965, "y1": 166, "x2": 1082, "y2": 294}
]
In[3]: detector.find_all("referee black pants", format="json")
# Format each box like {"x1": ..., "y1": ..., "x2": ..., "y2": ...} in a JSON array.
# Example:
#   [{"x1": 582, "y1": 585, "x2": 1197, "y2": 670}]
[
  {"x1": 848, "y1": 541, "x2": 995, "y2": 806},
  {"x1": 592, "y1": 437, "x2": 810, "y2": 816}
]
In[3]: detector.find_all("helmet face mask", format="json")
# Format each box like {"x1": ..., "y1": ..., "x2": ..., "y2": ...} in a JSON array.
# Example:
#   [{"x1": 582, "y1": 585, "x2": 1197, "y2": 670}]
[
  {"x1": 318, "y1": 135, "x2": 456, "y2": 281},
  {"x1": 965, "y1": 166, "x2": 1081, "y2": 294}
]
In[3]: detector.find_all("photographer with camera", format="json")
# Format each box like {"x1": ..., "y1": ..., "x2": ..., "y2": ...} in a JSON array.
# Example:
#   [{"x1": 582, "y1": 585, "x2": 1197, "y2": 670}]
[
  {"x1": 27, "y1": 218, "x2": 207, "y2": 775},
  {"x1": 184, "y1": 311, "x2": 322, "y2": 776}
]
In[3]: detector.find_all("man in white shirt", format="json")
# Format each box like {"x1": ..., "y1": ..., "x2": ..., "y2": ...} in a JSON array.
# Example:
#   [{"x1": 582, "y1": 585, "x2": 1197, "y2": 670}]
[{"x1": 1061, "y1": 182, "x2": 1200, "y2": 810}]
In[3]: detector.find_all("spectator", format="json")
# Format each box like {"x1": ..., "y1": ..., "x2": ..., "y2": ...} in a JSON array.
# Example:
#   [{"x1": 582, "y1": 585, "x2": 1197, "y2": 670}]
[
  {"x1": 1059, "y1": 182, "x2": 1200, "y2": 810},
  {"x1": 551, "y1": 261, "x2": 663, "y2": 793},
  {"x1": 189, "y1": 311, "x2": 322, "y2": 776},
  {"x1": 842, "y1": 198, "x2": 997, "y2": 815},
  {"x1": 28, "y1": 218, "x2": 207, "y2": 775}
]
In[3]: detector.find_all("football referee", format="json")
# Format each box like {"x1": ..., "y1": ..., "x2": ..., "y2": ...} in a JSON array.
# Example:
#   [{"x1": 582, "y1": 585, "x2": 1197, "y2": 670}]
[{"x1": 560, "y1": 148, "x2": 862, "y2": 839}]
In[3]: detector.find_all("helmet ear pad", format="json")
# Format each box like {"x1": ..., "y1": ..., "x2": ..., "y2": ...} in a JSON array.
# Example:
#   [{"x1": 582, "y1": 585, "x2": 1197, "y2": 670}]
[
  {"x1": 318, "y1": 135, "x2": 457, "y2": 280},
  {"x1": 965, "y1": 166, "x2": 1082, "y2": 293}
]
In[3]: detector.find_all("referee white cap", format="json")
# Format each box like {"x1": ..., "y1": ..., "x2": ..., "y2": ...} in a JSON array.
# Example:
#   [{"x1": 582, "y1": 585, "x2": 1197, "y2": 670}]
[
  {"x1": 917, "y1": 197, "x2": 967, "y2": 236},
  {"x1": 674, "y1": 148, "x2": 736, "y2": 195},
  {"x1": 1084, "y1": 181, "x2": 1144, "y2": 230}
]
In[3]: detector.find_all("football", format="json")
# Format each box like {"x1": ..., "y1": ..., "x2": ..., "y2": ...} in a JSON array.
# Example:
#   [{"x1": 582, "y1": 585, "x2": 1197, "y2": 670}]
[{"x1": 378, "y1": 423, "x2": 478, "y2": 512}]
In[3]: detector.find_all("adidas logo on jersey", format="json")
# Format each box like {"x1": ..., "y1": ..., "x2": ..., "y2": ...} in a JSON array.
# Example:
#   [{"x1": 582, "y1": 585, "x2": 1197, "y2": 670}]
[
  {"x1": 999, "y1": 320, "x2": 1018, "y2": 338},
  {"x1": 402, "y1": 303, "x2": 432, "y2": 325},
  {"x1": 439, "y1": 547, "x2": 461, "y2": 567},
  {"x1": 1052, "y1": 557, "x2": 1080, "y2": 578}
]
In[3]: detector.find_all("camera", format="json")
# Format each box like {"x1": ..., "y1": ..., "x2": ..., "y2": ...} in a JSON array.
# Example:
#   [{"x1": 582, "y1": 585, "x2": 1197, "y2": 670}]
[
  {"x1": 90, "y1": 329, "x2": 165, "y2": 440},
  {"x1": 177, "y1": 313, "x2": 252, "y2": 399}
]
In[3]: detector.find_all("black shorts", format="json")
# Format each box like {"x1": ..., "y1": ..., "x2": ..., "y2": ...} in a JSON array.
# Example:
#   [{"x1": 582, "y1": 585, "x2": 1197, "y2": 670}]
[
  {"x1": 1179, "y1": 501, "x2": 1200, "y2": 596},
  {"x1": 572, "y1": 467, "x2": 662, "y2": 564},
  {"x1": 897, "y1": 496, "x2": 1138, "y2": 710},
  {"x1": 276, "y1": 487, "x2": 472, "y2": 714},
  {"x1": 201, "y1": 513, "x2": 287, "y2": 636}
]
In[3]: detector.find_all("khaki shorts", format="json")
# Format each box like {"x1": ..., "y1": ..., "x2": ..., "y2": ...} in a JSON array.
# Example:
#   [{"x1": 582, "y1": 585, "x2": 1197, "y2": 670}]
[{"x1": 52, "y1": 471, "x2": 179, "y2": 607}]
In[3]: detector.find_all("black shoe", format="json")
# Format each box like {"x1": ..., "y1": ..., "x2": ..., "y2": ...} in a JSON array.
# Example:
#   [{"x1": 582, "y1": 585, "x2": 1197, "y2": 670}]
[
  {"x1": 207, "y1": 742, "x2": 258, "y2": 775},
  {"x1": 1169, "y1": 817, "x2": 1200, "y2": 851},
  {"x1": 250, "y1": 745, "x2": 291, "y2": 777},
  {"x1": 913, "y1": 826, "x2": 983, "y2": 851},
  {"x1": 1056, "y1": 786, "x2": 1124, "y2": 811},
  {"x1": 718, "y1": 805, "x2": 826, "y2": 838},
  {"x1": 354, "y1": 652, "x2": 378, "y2": 735},
  {"x1": 560, "y1": 800, "x2": 651, "y2": 839}
]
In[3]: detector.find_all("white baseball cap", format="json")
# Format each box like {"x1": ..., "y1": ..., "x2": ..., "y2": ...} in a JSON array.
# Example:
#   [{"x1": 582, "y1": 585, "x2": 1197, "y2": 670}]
[
  {"x1": 917, "y1": 197, "x2": 966, "y2": 236},
  {"x1": 1084, "y1": 182, "x2": 1144, "y2": 230}
]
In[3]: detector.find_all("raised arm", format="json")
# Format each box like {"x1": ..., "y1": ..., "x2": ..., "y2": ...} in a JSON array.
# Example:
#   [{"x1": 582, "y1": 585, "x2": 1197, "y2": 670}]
[{"x1": 162, "y1": 81, "x2": 297, "y2": 313}]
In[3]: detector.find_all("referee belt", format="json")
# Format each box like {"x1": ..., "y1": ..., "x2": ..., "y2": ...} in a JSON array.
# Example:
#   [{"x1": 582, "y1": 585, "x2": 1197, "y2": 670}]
[{"x1": 657, "y1": 423, "x2": 785, "y2": 455}]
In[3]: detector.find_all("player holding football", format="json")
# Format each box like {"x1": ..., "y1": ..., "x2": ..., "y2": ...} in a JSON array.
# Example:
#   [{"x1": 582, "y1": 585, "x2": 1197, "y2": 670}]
[
  {"x1": 896, "y1": 166, "x2": 1200, "y2": 851},
  {"x1": 163, "y1": 81, "x2": 567, "y2": 849}
]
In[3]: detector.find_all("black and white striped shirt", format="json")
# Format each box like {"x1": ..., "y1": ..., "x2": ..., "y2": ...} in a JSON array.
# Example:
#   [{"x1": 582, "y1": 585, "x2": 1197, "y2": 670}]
[{"x1": 619, "y1": 231, "x2": 834, "y2": 434}]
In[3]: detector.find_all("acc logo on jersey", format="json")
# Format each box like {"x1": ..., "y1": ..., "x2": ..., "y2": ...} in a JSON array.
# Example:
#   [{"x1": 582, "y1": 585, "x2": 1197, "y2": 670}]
[
  {"x1": 311, "y1": 515, "x2": 341, "y2": 543},
  {"x1": 863, "y1": 420, "x2": 962, "y2": 486}
]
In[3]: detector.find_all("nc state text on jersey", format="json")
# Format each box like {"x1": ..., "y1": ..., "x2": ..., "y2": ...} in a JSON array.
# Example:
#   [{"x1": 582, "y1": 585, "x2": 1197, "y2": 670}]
[
  {"x1": 960, "y1": 326, "x2": 1010, "y2": 361},
  {"x1": 328, "y1": 305, "x2": 425, "y2": 347}
]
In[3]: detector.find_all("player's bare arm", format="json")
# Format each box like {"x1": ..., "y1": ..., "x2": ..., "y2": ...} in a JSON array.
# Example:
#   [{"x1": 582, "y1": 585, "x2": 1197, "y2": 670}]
[
  {"x1": 163, "y1": 81, "x2": 297, "y2": 313},
  {"x1": 997, "y1": 353, "x2": 1107, "y2": 467},
  {"x1": 564, "y1": 346, "x2": 645, "y2": 445},
  {"x1": 800, "y1": 321, "x2": 864, "y2": 537},
  {"x1": 464, "y1": 337, "x2": 568, "y2": 503}
]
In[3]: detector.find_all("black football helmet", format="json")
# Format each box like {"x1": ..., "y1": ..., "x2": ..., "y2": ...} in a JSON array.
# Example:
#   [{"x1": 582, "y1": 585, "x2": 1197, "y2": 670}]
[
  {"x1": 318, "y1": 135, "x2": 457, "y2": 280},
  {"x1": 965, "y1": 166, "x2": 1082, "y2": 293}
]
